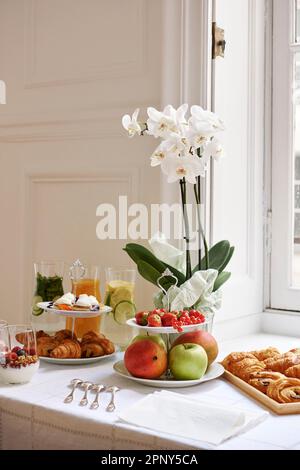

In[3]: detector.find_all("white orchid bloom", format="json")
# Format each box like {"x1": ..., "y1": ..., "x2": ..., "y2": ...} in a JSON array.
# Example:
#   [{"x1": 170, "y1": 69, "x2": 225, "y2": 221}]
[
  {"x1": 150, "y1": 141, "x2": 172, "y2": 167},
  {"x1": 161, "y1": 154, "x2": 206, "y2": 184},
  {"x1": 122, "y1": 108, "x2": 141, "y2": 137},
  {"x1": 147, "y1": 107, "x2": 179, "y2": 139},
  {"x1": 203, "y1": 137, "x2": 225, "y2": 161},
  {"x1": 190, "y1": 105, "x2": 225, "y2": 134}
]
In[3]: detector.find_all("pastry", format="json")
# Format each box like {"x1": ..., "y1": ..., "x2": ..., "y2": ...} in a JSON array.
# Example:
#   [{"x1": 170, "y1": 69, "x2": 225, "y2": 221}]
[
  {"x1": 266, "y1": 378, "x2": 300, "y2": 403},
  {"x1": 81, "y1": 330, "x2": 115, "y2": 356},
  {"x1": 248, "y1": 371, "x2": 285, "y2": 393},
  {"x1": 230, "y1": 358, "x2": 265, "y2": 382},
  {"x1": 221, "y1": 352, "x2": 257, "y2": 371},
  {"x1": 285, "y1": 364, "x2": 300, "y2": 378},
  {"x1": 50, "y1": 338, "x2": 81, "y2": 359},
  {"x1": 81, "y1": 342, "x2": 105, "y2": 358},
  {"x1": 36, "y1": 330, "x2": 50, "y2": 340},
  {"x1": 250, "y1": 347, "x2": 280, "y2": 361},
  {"x1": 289, "y1": 348, "x2": 300, "y2": 356},
  {"x1": 37, "y1": 337, "x2": 59, "y2": 357},
  {"x1": 264, "y1": 352, "x2": 300, "y2": 373},
  {"x1": 54, "y1": 329, "x2": 77, "y2": 343}
]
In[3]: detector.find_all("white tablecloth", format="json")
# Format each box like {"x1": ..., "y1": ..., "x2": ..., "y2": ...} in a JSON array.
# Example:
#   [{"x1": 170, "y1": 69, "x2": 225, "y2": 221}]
[{"x1": 1, "y1": 335, "x2": 300, "y2": 450}]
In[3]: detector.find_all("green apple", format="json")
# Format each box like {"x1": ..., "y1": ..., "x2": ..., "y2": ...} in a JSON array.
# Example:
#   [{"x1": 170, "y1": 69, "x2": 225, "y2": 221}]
[
  {"x1": 169, "y1": 343, "x2": 208, "y2": 380},
  {"x1": 131, "y1": 334, "x2": 166, "y2": 351}
]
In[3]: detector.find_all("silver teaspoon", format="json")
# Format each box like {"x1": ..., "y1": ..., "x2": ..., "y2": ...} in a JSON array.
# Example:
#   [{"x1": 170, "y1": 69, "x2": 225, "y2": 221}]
[
  {"x1": 64, "y1": 378, "x2": 83, "y2": 404},
  {"x1": 90, "y1": 384, "x2": 105, "y2": 410},
  {"x1": 79, "y1": 381, "x2": 93, "y2": 406},
  {"x1": 106, "y1": 386, "x2": 120, "y2": 412}
]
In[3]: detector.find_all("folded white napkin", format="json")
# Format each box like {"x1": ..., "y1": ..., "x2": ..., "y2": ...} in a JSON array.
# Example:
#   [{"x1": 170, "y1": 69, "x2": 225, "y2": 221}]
[{"x1": 119, "y1": 390, "x2": 268, "y2": 446}]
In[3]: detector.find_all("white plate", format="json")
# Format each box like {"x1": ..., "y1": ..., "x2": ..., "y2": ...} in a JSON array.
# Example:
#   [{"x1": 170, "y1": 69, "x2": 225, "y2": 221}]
[
  {"x1": 126, "y1": 317, "x2": 211, "y2": 334},
  {"x1": 37, "y1": 302, "x2": 112, "y2": 318},
  {"x1": 113, "y1": 360, "x2": 224, "y2": 388},
  {"x1": 40, "y1": 351, "x2": 117, "y2": 365}
]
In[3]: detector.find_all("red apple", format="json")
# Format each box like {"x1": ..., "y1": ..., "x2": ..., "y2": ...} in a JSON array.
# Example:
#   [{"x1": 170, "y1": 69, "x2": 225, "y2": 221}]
[
  {"x1": 172, "y1": 330, "x2": 218, "y2": 366},
  {"x1": 124, "y1": 339, "x2": 167, "y2": 379}
]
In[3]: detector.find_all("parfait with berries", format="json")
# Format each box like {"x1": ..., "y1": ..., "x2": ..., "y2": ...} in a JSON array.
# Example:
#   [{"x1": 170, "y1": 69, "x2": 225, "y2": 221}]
[{"x1": 0, "y1": 325, "x2": 39, "y2": 384}]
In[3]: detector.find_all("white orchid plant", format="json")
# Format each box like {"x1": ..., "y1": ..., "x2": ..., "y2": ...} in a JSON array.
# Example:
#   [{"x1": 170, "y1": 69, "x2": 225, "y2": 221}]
[{"x1": 122, "y1": 104, "x2": 234, "y2": 313}]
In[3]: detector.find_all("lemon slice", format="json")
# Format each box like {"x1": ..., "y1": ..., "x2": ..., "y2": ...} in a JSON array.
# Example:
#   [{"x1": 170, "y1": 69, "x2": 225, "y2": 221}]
[
  {"x1": 110, "y1": 286, "x2": 134, "y2": 309},
  {"x1": 32, "y1": 295, "x2": 44, "y2": 316},
  {"x1": 107, "y1": 280, "x2": 134, "y2": 292},
  {"x1": 113, "y1": 300, "x2": 136, "y2": 325}
]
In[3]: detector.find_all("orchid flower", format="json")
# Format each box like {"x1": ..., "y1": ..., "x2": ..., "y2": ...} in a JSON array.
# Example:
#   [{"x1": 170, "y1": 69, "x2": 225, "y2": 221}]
[
  {"x1": 190, "y1": 105, "x2": 225, "y2": 135},
  {"x1": 122, "y1": 108, "x2": 141, "y2": 137},
  {"x1": 203, "y1": 137, "x2": 225, "y2": 161},
  {"x1": 146, "y1": 107, "x2": 179, "y2": 139},
  {"x1": 161, "y1": 154, "x2": 206, "y2": 184}
]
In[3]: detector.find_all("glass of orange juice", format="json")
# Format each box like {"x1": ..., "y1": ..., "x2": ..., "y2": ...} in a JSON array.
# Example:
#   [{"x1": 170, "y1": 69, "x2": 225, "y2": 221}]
[{"x1": 66, "y1": 260, "x2": 101, "y2": 338}]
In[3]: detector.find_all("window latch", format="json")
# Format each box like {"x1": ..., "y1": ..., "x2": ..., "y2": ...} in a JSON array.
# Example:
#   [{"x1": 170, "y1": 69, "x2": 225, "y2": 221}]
[{"x1": 212, "y1": 22, "x2": 226, "y2": 59}]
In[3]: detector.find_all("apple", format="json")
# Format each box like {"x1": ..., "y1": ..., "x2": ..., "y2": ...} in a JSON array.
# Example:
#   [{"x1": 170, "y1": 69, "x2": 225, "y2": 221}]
[
  {"x1": 124, "y1": 339, "x2": 168, "y2": 379},
  {"x1": 172, "y1": 330, "x2": 218, "y2": 366},
  {"x1": 169, "y1": 343, "x2": 208, "y2": 380},
  {"x1": 131, "y1": 334, "x2": 166, "y2": 351}
]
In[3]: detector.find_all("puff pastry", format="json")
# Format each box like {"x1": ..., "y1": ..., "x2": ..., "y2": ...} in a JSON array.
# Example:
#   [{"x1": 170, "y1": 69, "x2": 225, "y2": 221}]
[
  {"x1": 248, "y1": 371, "x2": 284, "y2": 394},
  {"x1": 264, "y1": 353, "x2": 300, "y2": 373},
  {"x1": 54, "y1": 329, "x2": 77, "y2": 343},
  {"x1": 37, "y1": 337, "x2": 59, "y2": 357},
  {"x1": 221, "y1": 352, "x2": 257, "y2": 371},
  {"x1": 230, "y1": 358, "x2": 265, "y2": 382},
  {"x1": 50, "y1": 338, "x2": 81, "y2": 359},
  {"x1": 250, "y1": 347, "x2": 280, "y2": 361},
  {"x1": 266, "y1": 378, "x2": 300, "y2": 403},
  {"x1": 81, "y1": 330, "x2": 115, "y2": 356},
  {"x1": 285, "y1": 364, "x2": 300, "y2": 379}
]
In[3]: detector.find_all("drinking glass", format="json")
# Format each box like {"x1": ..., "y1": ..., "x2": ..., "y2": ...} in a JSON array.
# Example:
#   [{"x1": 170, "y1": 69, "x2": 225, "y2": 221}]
[
  {"x1": 102, "y1": 268, "x2": 136, "y2": 349},
  {"x1": 66, "y1": 260, "x2": 102, "y2": 338},
  {"x1": 0, "y1": 320, "x2": 8, "y2": 329},
  {"x1": 0, "y1": 325, "x2": 39, "y2": 384},
  {"x1": 32, "y1": 261, "x2": 64, "y2": 316}
]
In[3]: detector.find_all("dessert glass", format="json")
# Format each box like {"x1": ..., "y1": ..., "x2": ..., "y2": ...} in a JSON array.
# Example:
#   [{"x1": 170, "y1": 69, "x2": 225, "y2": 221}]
[
  {"x1": 66, "y1": 261, "x2": 101, "y2": 338},
  {"x1": 102, "y1": 268, "x2": 136, "y2": 349},
  {"x1": 0, "y1": 325, "x2": 39, "y2": 384}
]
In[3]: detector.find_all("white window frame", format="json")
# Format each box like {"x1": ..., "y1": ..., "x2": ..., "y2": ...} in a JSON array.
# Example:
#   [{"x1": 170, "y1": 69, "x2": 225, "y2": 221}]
[{"x1": 268, "y1": 0, "x2": 300, "y2": 311}]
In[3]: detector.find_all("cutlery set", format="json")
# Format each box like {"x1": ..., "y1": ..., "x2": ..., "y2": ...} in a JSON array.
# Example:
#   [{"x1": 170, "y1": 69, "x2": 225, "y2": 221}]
[{"x1": 64, "y1": 378, "x2": 119, "y2": 411}]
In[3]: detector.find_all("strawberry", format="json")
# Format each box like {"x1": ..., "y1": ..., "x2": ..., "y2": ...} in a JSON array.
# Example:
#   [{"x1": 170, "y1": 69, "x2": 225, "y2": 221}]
[
  {"x1": 161, "y1": 312, "x2": 177, "y2": 327},
  {"x1": 135, "y1": 311, "x2": 149, "y2": 326},
  {"x1": 147, "y1": 313, "x2": 162, "y2": 327},
  {"x1": 150, "y1": 308, "x2": 166, "y2": 317}
]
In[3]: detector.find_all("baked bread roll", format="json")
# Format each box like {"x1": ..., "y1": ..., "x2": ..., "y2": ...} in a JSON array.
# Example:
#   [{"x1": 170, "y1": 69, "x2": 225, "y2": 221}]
[
  {"x1": 81, "y1": 342, "x2": 105, "y2": 358},
  {"x1": 36, "y1": 330, "x2": 50, "y2": 340},
  {"x1": 285, "y1": 364, "x2": 300, "y2": 379},
  {"x1": 250, "y1": 347, "x2": 280, "y2": 361},
  {"x1": 37, "y1": 337, "x2": 59, "y2": 357},
  {"x1": 230, "y1": 358, "x2": 266, "y2": 382},
  {"x1": 50, "y1": 338, "x2": 81, "y2": 359},
  {"x1": 54, "y1": 329, "x2": 77, "y2": 343},
  {"x1": 266, "y1": 378, "x2": 300, "y2": 403},
  {"x1": 264, "y1": 353, "x2": 300, "y2": 373},
  {"x1": 248, "y1": 371, "x2": 285, "y2": 393}
]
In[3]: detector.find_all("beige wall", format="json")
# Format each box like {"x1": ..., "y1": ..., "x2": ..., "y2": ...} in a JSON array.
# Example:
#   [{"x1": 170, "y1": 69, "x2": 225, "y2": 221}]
[{"x1": 0, "y1": 0, "x2": 163, "y2": 323}]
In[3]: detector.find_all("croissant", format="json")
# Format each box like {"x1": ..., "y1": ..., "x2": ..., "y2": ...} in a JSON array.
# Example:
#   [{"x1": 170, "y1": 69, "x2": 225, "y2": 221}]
[
  {"x1": 250, "y1": 347, "x2": 281, "y2": 361},
  {"x1": 248, "y1": 371, "x2": 285, "y2": 394},
  {"x1": 36, "y1": 330, "x2": 50, "y2": 340},
  {"x1": 230, "y1": 358, "x2": 265, "y2": 382},
  {"x1": 289, "y1": 348, "x2": 300, "y2": 356},
  {"x1": 54, "y1": 329, "x2": 77, "y2": 343},
  {"x1": 264, "y1": 353, "x2": 300, "y2": 373},
  {"x1": 50, "y1": 338, "x2": 81, "y2": 359},
  {"x1": 285, "y1": 364, "x2": 300, "y2": 378},
  {"x1": 81, "y1": 330, "x2": 115, "y2": 357},
  {"x1": 267, "y1": 378, "x2": 300, "y2": 403},
  {"x1": 221, "y1": 352, "x2": 257, "y2": 371},
  {"x1": 37, "y1": 337, "x2": 59, "y2": 357}
]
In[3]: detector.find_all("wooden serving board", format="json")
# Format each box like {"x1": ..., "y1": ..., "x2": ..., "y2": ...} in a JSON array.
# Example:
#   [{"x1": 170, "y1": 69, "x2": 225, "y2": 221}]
[{"x1": 223, "y1": 370, "x2": 300, "y2": 415}]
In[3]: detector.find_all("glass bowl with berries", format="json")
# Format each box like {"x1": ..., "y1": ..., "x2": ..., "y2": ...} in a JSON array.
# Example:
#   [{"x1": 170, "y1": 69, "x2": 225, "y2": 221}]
[{"x1": 0, "y1": 325, "x2": 39, "y2": 384}]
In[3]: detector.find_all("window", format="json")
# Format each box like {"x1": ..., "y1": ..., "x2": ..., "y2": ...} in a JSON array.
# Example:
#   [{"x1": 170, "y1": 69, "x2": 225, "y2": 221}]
[{"x1": 270, "y1": 0, "x2": 300, "y2": 310}]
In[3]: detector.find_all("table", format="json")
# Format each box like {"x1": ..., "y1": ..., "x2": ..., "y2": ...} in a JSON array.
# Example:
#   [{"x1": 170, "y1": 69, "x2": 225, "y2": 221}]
[{"x1": 1, "y1": 334, "x2": 300, "y2": 450}]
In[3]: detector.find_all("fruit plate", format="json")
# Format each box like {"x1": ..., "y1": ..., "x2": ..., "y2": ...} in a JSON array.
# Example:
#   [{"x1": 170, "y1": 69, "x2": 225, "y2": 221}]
[
  {"x1": 126, "y1": 318, "x2": 211, "y2": 334},
  {"x1": 113, "y1": 360, "x2": 224, "y2": 388},
  {"x1": 37, "y1": 302, "x2": 112, "y2": 318},
  {"x1": 40, "y1": 351, "x2": 118, "y2": 365}
]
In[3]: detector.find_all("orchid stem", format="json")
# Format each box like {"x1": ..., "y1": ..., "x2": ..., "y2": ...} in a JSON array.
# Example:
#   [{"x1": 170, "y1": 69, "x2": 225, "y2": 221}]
[
  {"x1": 180, "y1": 178, "x2": 192, "y2": 280},
  {"x1": 194, "y1": 177, "x2": 209, "y2": 270}
]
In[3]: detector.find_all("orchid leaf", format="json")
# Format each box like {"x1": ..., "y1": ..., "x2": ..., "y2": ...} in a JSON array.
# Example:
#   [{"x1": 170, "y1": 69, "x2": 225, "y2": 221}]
[
  {"x1": 213, "y1": 271, "x2": 231, "y2": 292},
  {"x1": 192, "y1": 240, "x2": 231, "y2": 274},
  {"x1": 219, "y1": 246, "x2": 235, "y2": 272},
  {"x1": 124, "y1": 243, "x2": 185, "y2": 285},
  {"x1": 137, "y1": 260, "x2": 175, "y2": 291}
]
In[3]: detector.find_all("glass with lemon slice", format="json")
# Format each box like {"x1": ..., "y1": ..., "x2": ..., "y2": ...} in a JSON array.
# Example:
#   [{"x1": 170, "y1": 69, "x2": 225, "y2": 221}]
[{"x1": 102, "y1": 268, "x2": 136, "y2": 348}]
